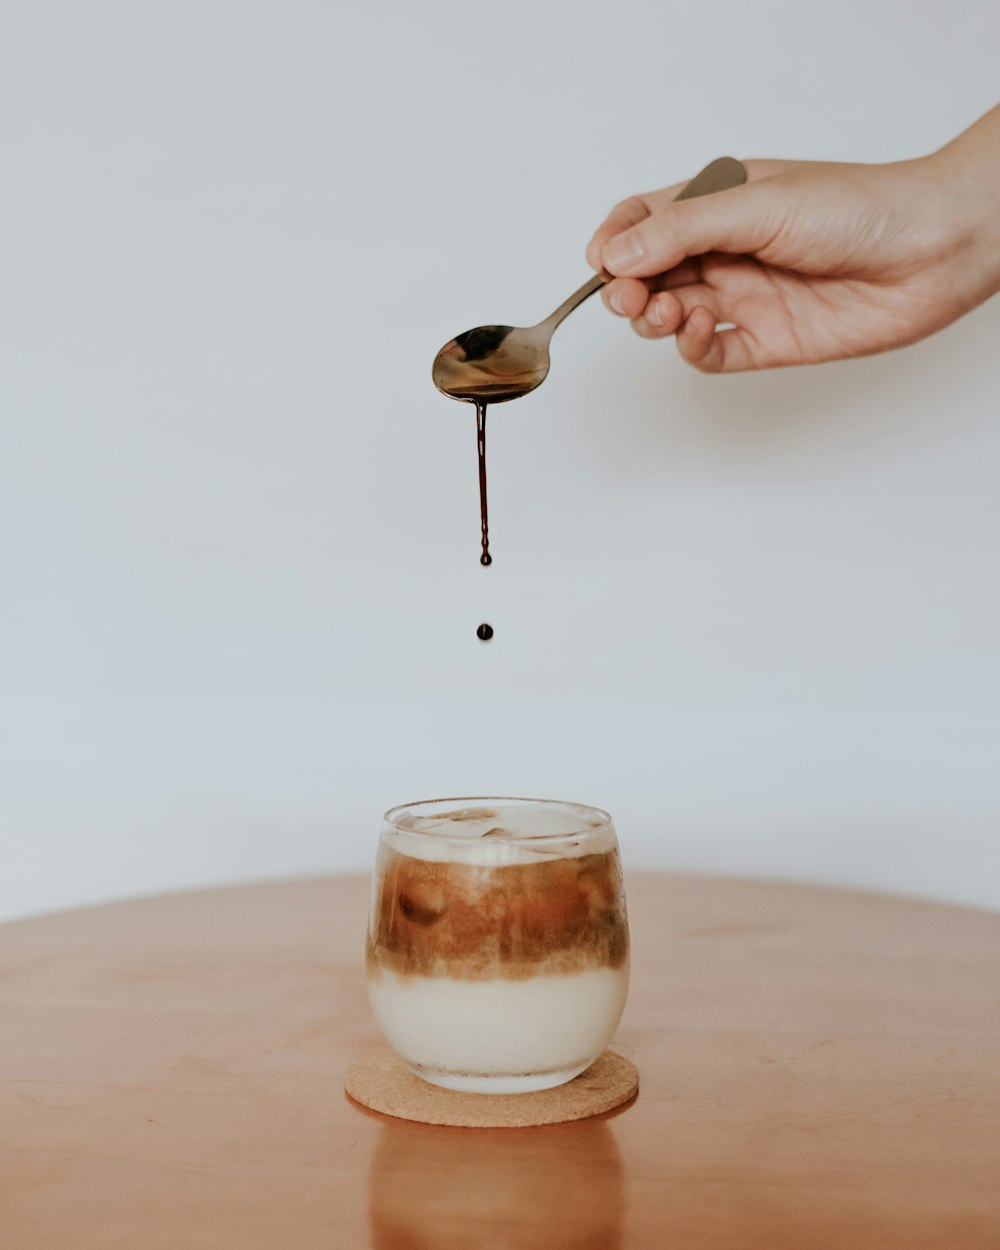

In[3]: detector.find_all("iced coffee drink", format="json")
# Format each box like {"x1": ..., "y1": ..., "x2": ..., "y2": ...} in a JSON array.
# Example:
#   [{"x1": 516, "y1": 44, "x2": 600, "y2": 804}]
[{"x1": 366, "y1": 798, "x2": 629, "y2": 1093}]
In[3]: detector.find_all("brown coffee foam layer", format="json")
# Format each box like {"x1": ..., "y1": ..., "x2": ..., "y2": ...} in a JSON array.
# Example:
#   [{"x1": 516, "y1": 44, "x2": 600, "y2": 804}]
[{"x1": 367, "y1": 848, "x2": 628, "y2": 981}]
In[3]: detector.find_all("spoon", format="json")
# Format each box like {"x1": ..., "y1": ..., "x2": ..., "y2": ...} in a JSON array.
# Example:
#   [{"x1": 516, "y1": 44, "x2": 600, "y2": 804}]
[{"x1": 432, "y1": 157, "x2": 748, "y2": 405}]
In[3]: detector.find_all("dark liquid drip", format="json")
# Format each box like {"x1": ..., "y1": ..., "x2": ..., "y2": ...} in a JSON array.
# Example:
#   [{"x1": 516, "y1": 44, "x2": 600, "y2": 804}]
[{"x1": 475, "y1": 400, "x2": 491, "y2": 566}]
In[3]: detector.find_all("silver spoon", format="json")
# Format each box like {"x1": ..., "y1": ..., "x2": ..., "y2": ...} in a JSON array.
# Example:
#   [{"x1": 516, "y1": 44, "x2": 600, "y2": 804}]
[{"x1": 432, "y1": 157, "x2": 748, "y2": 405}]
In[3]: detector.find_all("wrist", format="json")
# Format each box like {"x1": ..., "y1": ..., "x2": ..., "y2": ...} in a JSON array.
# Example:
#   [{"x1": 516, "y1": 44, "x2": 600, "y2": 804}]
[{"x1": 927, "y1": 114, "x2": 1000, "y2": 301}]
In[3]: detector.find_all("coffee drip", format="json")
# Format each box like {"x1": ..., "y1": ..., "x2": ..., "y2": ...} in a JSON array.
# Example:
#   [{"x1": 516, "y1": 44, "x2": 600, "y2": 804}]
[{"x1": 475, "y1": 400, "x2": 491, "y2": 567}]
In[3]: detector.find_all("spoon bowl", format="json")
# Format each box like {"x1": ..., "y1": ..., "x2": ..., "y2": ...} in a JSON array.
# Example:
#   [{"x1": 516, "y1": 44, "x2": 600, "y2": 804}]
[{"x1": 432, "y1": 324, "x2": 551, "y2": 404}]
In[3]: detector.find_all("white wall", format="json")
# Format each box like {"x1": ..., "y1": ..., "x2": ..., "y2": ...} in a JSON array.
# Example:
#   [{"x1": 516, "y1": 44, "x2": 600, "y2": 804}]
[{"x1": 2, "y1": 0, "x2": 999, "y2": 922}]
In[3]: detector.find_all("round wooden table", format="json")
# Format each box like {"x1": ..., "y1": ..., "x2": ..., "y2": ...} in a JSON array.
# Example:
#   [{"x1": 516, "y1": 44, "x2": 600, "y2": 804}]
[{"x1": 1, "y1": 873, "x2": 998, "y2": 1248}]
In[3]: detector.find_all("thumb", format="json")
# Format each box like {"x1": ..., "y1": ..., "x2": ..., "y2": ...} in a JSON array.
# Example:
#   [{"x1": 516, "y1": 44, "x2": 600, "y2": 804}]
[{"x1": 600, "y1": 181, "x2": 784, "y2": 278}]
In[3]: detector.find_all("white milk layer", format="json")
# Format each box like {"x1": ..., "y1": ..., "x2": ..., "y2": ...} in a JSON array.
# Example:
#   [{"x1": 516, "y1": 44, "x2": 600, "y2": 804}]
[{"x1": 367, "y1": 965, "x2": 629, "y2": 1077}]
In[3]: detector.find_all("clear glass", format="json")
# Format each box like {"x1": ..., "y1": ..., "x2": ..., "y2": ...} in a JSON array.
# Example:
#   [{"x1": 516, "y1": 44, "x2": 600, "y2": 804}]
[{"x1": 366, "y1": 797, "x2": 630, "y2": 1094}]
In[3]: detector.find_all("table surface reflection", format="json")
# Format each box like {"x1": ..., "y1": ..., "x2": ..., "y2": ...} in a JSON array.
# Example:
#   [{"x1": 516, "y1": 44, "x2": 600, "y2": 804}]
[{"x1": 1, "y1": 872, "x2": 998, "y2": 1248}]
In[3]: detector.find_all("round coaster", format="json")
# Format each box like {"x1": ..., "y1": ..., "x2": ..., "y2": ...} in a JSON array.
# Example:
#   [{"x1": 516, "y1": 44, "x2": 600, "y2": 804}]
[{"x1": 344, "y1": 1047, "x2": 638, "y2": 1128}]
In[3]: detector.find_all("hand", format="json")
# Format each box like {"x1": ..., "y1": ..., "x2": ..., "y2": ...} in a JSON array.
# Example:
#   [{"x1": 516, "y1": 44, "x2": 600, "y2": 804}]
[{"x1": 586, "y1": 116, "x2": 1000, "y2": 373}]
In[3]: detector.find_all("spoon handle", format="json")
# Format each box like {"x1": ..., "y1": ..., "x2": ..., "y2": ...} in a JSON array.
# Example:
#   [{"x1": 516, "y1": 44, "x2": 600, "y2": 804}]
[
  {"x1": 674, "y1": 155, "x2": 747, "y2": 202},
  {"x1": 541, "y1": 271, "x2": 609, "y2": 332},
  {"x1": 540, "y1": 156, "x2": 748, "y2": 332}
]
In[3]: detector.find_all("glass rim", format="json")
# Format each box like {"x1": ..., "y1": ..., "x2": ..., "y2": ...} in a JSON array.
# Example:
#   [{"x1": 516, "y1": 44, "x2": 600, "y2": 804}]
[{"x1": 382, "y1": 795, "x2": 613, "y2": 842}]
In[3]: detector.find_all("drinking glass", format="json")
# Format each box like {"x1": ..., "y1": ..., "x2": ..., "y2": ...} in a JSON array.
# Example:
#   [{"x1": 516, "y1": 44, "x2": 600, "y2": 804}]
[{"x1": 366, "y1": 797, "x2": 630, "y2": 1094}]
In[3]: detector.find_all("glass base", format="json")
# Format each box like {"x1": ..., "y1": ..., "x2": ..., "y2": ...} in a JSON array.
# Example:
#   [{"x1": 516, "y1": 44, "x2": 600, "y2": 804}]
[{"x1": 405, "y1": 1059, "x2": 592, "y2": 1095}]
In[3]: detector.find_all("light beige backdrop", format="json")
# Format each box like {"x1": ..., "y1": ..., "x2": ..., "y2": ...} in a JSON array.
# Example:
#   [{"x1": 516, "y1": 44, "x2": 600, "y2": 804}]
[{"x1": 2, "y1": 0, "x2": 998, "y2": 920}]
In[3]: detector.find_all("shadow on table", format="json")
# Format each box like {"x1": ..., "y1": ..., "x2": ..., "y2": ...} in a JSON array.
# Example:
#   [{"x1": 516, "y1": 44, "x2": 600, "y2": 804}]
[{"x1": 369, "y1": 1116, "x2": 624, "y2": 1249}]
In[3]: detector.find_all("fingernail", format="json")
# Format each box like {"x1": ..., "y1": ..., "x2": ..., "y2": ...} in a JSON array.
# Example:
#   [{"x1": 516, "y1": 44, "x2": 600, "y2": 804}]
[
  {"x1": 609, "y1": 290, "x2": 624, "y2": 314},
  {"x1": 603, "y1": 232, "x2": 644, "y2": 273},
  {"x1": 646, "y1": 301, "x2": 663, "y2": 327}
]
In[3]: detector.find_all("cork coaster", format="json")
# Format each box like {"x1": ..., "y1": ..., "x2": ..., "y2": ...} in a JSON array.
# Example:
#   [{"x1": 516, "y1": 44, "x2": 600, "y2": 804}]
[{"x1": 344, "y1": 1047, "x2": 638, "y2": 1128}]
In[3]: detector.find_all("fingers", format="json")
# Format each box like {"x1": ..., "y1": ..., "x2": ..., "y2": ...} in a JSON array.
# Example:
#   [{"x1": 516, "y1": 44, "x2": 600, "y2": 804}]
[
  {"x1": 631, "y1": 280, "x2": 720, "y2": 337},
  {"x1": 586, "y1": 159, "x2": 799, "y2": 371},
  {"x1": 585, "y1": 195, "x2": 651, "y2": 271},
  {"x1": 586, "y1": 180, "x2": 722, "y2": 272},
  {"x1": 600, "y1": 277, "x2": 652, "y2": 319},
  {"x1": 587, "y1": 158, "x2": 794, "y2": 275},
  {"x1": 676, "y1": 310, "x2": 756, "y2": 372},
  {"x1": 649, "y1": 258, "x2": 703, "y2": 290},
  {"x1": 629, "y1": 292, "x2": 686, "y2": 339},
  {"x1": 630, "y1": 301, "x2": 758, "y2": 372},
  {"x1": 600, "y1": 180, "x2": 781, "y2": 279},
  {"x1": 601, "y1": 260, "x2": 705, "y2": 321},
  {"x1": 628, "y1": 285, "x2": 758, "y2": 372}
]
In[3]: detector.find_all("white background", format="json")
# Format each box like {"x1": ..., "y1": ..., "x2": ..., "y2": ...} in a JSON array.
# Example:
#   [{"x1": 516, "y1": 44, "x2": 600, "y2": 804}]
[{"x1": 2, "y1": 0, "x2": 999, "y2": 922}]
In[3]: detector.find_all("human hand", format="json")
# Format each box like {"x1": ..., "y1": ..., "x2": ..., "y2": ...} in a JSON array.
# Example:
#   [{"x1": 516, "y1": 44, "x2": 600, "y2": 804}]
[{"x1": 586, "y1": 118, "x2": 1000, "y2": 372}]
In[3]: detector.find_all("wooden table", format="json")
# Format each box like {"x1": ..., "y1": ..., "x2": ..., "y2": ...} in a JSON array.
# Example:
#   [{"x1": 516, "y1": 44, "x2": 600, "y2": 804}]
[{"x1": 1, "y1": 873, "x2": 998, "y2": 1249}]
